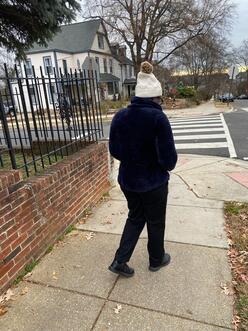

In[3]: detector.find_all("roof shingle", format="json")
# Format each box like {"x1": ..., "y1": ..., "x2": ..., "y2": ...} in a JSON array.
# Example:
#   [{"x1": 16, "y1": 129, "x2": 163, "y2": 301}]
[{"x1": 26, "y1": 20, "x2": 101, "y2": 54}]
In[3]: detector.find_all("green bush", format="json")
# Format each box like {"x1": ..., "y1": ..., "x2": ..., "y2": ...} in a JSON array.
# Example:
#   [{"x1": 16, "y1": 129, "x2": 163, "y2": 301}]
[{"x1": 177, "y1": 86, "x2": 196, "y2": 98}]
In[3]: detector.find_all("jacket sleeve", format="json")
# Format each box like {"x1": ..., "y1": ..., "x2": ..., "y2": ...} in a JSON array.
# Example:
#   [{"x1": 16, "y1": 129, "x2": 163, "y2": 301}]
[
  {"x1": 155, "y1": 112, "x2": 177, "y2": 171},
  {"x1": 109, "y1": 116, "x2": 121, "y2": 160}
]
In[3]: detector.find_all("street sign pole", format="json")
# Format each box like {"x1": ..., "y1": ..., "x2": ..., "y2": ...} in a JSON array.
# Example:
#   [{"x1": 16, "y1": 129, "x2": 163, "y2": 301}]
[{"x1": 228, "y1": 66, "x2": 235, "y2": 106}]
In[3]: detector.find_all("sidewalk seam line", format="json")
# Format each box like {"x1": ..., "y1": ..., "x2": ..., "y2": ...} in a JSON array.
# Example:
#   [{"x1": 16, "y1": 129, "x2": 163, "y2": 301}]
[
  {"x1": 24, "y1": 279, "x2": 232, "y2": 330},
  {"x1": 90, "y1": 275, "x2": 120, "y2": 331},
  {"x1": 173, "y1": 159, "x2": 223, "y2": 174},
  {"x1": 107, "y1": 298, "x2": 233, "y2": 330},
  {"x1": 109, "y1": 198, "x2": 223, "y2": 209},
  {"x1": 74, "y1": 229, "x2": 228, "y2": 250}
]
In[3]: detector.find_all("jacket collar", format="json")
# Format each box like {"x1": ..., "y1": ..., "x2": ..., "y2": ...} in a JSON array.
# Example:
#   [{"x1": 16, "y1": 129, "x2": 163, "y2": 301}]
[{"x1": 129, "y1": 96, "x2": 162, "y2": 110}]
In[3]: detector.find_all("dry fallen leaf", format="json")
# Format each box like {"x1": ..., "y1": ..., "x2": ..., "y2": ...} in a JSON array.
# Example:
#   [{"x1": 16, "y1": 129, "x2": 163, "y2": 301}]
[
  {"x1": 101, "y1": 218, "x2": 112, "y2": 225},
  {"x1": 78, "y1": 219, "x2": 86, "y2": 224},
  {"x1": 114, "y1": 304, "x2": 122, "y2": 314},
  {"x1": 0, "y1": 306, "x2": 7, "y2": 316},
  {"x1": 23, "y1": 272, "x2": 33, "y2": 279},
  {"x1": 85, "y1": 232, "x2": 95, "y2": 240},
  {"x1": 232, "y1": 315, "x2": 241, "y2": 331},
  {"x1": 220, "y1": 283, "x2": 234, "y2": 296},
  {"x1": 0, "y1": 289, "x2": 15, "y2": 304},
  {"x1": 52, "y1": 271, "x2": 58, "y2": 280},
  {"x1": 20, "y1": 287, "x2": 28, "y2": 296}
]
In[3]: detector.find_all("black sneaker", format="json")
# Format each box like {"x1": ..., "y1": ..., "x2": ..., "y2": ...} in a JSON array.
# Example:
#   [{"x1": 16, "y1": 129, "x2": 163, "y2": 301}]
[
  {"x1": 108, "y1": 261, "x2": 134, "y2": 277},
  {"x1": 149, "y1": 253, "x2": 171, "y2": 272}
]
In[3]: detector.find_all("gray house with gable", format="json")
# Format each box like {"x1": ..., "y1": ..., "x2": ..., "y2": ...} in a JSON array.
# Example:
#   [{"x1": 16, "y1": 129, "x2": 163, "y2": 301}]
[{"x1": 18, "y1": 19, "x2": 135, "y2": 104}]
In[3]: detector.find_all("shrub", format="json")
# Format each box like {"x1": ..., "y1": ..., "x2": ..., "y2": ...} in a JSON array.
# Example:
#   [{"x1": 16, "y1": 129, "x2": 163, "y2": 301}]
[{"x1": 177, "y1": 86, "x2": 196, "y2": 98}]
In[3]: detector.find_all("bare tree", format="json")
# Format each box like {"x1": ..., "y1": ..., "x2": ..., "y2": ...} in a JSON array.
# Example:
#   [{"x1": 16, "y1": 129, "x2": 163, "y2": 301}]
[
  {"x1": 233, "y1": 40, "x2": 248, "y2": 86},
  {"x1": 0, "y1": 49, "x2": 15, "y2": 75},
  {"x1": 83, "y1": 0, "x2": 234, "y2": 73},
  {"x1": 171, "y1": 34, "x2": 231, "y2": 89}
]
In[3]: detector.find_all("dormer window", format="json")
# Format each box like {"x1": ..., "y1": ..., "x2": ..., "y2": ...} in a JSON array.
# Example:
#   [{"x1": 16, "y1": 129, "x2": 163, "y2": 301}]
[{"x1": 98, "y1": 34, "x2": 104, "y2": 49}]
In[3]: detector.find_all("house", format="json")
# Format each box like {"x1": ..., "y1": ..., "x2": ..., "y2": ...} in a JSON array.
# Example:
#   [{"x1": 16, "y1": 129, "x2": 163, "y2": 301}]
[
  {"x1": 14, "y1": 19, "x2": 135, "y2": 110},
  {"x1": 110, "y1": 43, "x2": 136, "y2": 98}
]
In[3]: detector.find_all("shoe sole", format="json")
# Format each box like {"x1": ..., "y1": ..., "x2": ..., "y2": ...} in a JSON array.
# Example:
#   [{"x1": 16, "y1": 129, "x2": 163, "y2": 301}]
[
  {"x1": 149, "y1": 256, "x2": 171, "y2": 272},
  {"x1": 108, "y1": 266, "x2": 134, "y2": 278}
]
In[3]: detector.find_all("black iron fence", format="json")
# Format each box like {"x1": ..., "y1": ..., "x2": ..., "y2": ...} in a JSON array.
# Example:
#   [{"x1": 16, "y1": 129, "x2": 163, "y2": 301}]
[{"x1": 0, "y1": 63, "x2": 103, "y2": 177}]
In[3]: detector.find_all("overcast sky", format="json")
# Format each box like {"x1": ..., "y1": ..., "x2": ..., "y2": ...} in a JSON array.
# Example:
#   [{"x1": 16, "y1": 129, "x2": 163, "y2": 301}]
[
  {"x1": 230, "y1": 0, "x2": 248, "y2": 47},
  {"x1": 78, "y1": 0, "x2": 246, "y2": 48}
]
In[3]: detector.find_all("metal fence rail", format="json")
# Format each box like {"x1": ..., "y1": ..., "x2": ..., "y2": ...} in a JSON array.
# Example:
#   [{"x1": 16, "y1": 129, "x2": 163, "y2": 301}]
[{"x1": 0, "y1": 63, "x2": 103, "y2": 177}]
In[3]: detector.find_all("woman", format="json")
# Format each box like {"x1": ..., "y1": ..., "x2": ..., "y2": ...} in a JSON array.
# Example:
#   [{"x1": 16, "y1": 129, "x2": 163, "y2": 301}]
[{"x1": 108, "y1": 61, "x2": 177, "y2": 277}]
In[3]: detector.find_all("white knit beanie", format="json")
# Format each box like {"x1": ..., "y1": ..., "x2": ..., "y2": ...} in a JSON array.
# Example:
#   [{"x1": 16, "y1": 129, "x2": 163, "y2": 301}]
[{"x1": 135, "y1": 61, "x2": 162, "y2": 98}]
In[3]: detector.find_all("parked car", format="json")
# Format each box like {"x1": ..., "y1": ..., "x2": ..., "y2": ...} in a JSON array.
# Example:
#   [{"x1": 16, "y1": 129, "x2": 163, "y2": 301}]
[
  {"x1": 218, "y1": 94, "x2": 234, "y2": 102},
  {"x1": 236, "y1": 94, "x2": 248, "y2": 99}
]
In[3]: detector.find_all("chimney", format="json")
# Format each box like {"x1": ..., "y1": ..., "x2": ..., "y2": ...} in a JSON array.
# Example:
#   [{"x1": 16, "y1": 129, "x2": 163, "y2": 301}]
[
  {"x1": 119, "y1": 46, "x2": 126, "y2": 58},
  {"x1": 110, "y1": 43, "x2": 119, "y2": 56}
]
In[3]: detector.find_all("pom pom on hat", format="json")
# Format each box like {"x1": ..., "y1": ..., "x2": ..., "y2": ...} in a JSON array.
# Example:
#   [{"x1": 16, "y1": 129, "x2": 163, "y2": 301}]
[
  {"x1": 140, "y1": 61, "x2": 153, "y2": 74},
  {"x1": 135, "y1": 61, "x2": 162, "y2": 98}
]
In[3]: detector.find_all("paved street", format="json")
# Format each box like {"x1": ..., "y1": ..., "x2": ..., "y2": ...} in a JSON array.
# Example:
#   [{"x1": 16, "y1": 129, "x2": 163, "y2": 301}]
[{"x1": 170, "y1": 114, "x2": 230, "y2": 158}]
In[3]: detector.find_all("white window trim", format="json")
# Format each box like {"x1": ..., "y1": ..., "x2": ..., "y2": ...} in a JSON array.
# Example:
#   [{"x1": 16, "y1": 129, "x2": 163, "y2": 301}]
[{"x1": 43, "y1": 56, "x2": 53, "y2": 76}]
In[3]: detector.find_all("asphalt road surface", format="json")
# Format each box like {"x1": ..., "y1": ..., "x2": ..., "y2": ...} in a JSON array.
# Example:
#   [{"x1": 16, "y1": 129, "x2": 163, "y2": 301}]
[{"x1": 223, "y1": 100, "x2": 248, "y2": 161}]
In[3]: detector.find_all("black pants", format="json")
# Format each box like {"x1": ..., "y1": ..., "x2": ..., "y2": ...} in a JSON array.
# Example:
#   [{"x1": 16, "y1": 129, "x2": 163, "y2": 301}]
[{"x1": 114, "y1": 183, "x2": 168, "y2": 267}]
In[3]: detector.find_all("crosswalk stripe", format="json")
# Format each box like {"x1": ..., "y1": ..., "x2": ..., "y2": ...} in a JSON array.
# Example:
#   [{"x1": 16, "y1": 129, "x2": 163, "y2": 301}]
[
  {"x1": 170, "y1": 119, "x2": 222, "y2": 125},
  {"x1": 175, "y1": 142, "x2": 228, "y2": 149},
  {"x1": 169, "y1": 116, "x2": 220, "y2": 122},
  {"x1": 169, "y1": 114, "x2": 232, "y2": 155},
  {"x1": 174, "y1": 134, "x2": 226, "y2": 141},
  {"x1": 172, "y1": 128, "x2": 224, "y2": 133},
  {"x1": 220, "y1": 113, "x2": 237, "y2": 158},
  {"x1": 171, "y1": 123, "x2": 222, "y2": 129}
]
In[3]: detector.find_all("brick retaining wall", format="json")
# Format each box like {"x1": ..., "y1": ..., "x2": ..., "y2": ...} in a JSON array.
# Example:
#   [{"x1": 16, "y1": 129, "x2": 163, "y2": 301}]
[{"x1": 0, "y1": 143, "x2": 110, "y2": 293}]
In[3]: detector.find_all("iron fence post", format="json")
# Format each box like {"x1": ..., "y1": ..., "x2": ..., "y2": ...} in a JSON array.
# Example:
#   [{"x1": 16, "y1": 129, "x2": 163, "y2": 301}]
[{"x1": 0, "y1": 93, "x2": 17, "y2": 169}]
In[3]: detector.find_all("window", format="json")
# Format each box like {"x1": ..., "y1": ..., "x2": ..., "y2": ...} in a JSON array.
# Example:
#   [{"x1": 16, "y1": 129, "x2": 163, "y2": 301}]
[
  {"x1": 47, "y1": 83, "x2": 56, "y2": 104},
  {"x1": 103, "y1": 58, "x2": 107, "y2": 73},
  {"x1": 43, "y1": 56, "x2": 53, "y2": 75},
  {"x1": 95, "y1": 57, "x2": 99, "y2": 67},
  {"x1": 129, "y1": 65, "x2": 133, "y2": 77},
  {"x1": 98, "y1": 34, "x2": 104, "y2": 49},
  {"x1": 109, "y1": 59, "x2": 113, "y2": 74},
  {"x1": 29, "y1": 86, "x2": 38, "y2": 105},
  {"x1": 26, "y1": 59, "x2": 33, "y2": 76},
  {"x1": 62, "y1": 59, "x2": 68, "y2": 75},
  {"x1": 124, "y1": 65, "x2": 127, "y2": 79},
  {"x1": 77, "y1": 59, "x2": 80, "y2": 70}
]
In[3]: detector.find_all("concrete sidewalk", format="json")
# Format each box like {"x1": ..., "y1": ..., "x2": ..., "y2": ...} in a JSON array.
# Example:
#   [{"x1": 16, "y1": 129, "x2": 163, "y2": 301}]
[
  {"x1": 166, "y1": 101, "x2": 233, "y2": 118},
  {"x1": 1, "y1": 154, "x2": 248, "y2": 331}
]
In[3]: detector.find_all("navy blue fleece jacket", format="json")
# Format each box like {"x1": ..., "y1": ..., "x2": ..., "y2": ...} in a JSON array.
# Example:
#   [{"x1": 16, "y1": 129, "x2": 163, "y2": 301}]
[{"x1": 109, "y1": 97, "x2": 177, "y2": 192}]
